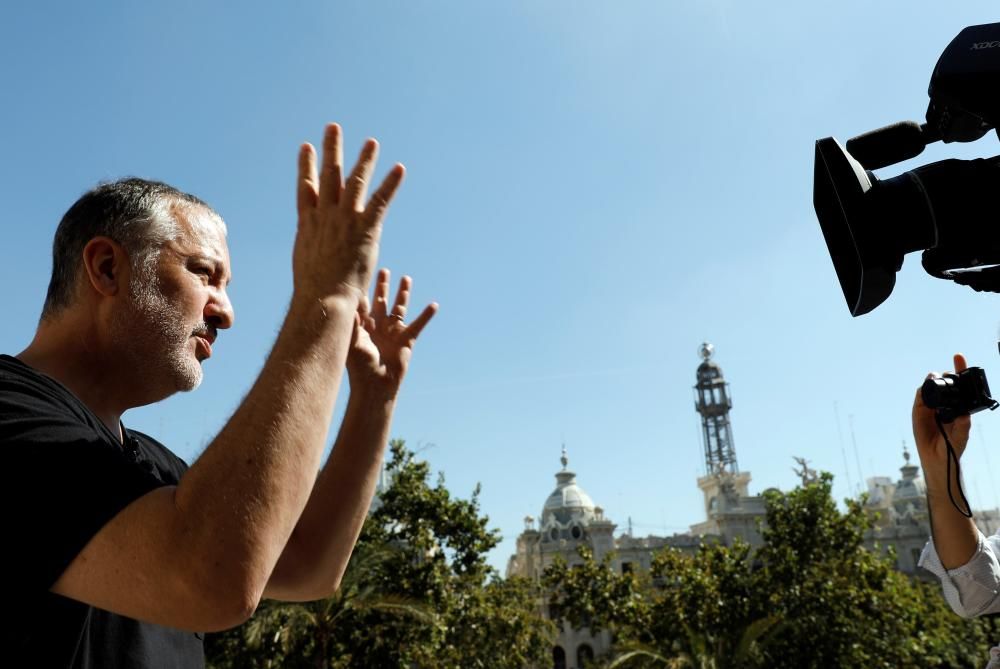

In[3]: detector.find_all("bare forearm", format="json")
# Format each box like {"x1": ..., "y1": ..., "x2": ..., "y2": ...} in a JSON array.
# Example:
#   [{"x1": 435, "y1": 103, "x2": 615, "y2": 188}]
[
  {"x1": 172, "y1": 295, "x2": 358, "y2": 601},
  {"x1": 925, "y1": 468, "x2": 979, "y2": 569},
  {"x1": 912, "y1": 357, "x2": 978, "y2": 571},
  {"x1": 266, "y1": 386, "x2": 395, "y2": 600}
]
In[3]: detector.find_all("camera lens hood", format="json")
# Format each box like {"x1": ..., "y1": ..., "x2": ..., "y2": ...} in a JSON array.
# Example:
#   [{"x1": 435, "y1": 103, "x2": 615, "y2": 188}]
[{"x1": 814, "y1": 137, "x2": 896, "y2": 315}]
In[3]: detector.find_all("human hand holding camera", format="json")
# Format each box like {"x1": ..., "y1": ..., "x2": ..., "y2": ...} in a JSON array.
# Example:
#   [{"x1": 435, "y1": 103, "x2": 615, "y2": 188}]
[
  {"x1": 911, "y1": 353, "x2": 997, "y2": 568},
  {"x1": 913, "y1": 353, "x2": 973, "y2": 491}
]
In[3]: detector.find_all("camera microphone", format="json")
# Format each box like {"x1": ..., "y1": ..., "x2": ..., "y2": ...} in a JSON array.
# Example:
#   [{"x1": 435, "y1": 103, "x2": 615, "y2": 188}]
[{"x1": 845, "y1": 121, "x2": 940, "y2": 170}]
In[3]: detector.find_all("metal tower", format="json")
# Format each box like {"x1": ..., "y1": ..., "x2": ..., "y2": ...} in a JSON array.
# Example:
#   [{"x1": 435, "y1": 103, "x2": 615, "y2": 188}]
[{"x1": 693, "y1": 342, "x2": 739, "y2": 476}]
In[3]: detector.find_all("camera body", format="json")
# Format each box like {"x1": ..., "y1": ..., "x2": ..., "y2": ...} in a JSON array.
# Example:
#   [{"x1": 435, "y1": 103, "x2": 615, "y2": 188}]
[
  {"x1": 814, "y1": 22, "x2": 1000, "y2": 316},
  {"x1": 921, "y1": 366, "x2": 999, "y2": 423}
]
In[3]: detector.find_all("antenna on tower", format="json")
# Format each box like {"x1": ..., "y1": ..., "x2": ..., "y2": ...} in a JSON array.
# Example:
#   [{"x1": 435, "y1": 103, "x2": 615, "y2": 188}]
[
  {"x1": 848, "y1": 414, "x2": 865, "y2": 496},
  {"x1": 833, "y1": 402, "x2": 855, "y2": 495}
]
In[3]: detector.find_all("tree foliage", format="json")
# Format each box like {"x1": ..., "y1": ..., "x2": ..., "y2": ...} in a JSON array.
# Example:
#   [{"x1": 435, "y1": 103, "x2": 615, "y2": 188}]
[
  {"x1": 545, "y1": 473, "x2": 1000, "y2": 669},
  {"x1": 206, "y1": 440, "x2": 554, "y2": 668}
]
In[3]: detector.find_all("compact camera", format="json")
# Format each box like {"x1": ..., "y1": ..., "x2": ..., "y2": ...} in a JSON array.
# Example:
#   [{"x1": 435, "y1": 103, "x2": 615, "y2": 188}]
[
  {"x1": 922, "y1": 366, "x2": 999, "y2": 423},
  {"x1": 814, "y1": 22, "x2": 1000, "y2": 316}
]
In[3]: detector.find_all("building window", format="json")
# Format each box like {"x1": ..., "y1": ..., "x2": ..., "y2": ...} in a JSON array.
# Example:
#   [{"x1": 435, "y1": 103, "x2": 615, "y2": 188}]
[
  {"x1": 553, "y1": 645, "x2": 566, "y2": 669},
  {"x1": 577, "y1": 644, "x2": 594, "y2": 668},
  {"x1": 571, "y1": 524, "x2": 583, "y2": 540},
  {"x1": 621, "y1": 561, "x2": 633, "y2": 575},
  {"x1": 549, "y1": 598, "x2": 563, "y2": 622}
]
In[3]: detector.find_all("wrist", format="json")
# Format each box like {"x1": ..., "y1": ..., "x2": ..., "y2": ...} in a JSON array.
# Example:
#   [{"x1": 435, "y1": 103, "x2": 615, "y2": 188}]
[
  {"x1": 347, "y1": 380, "x2": 399, "y2": 407},
  {"x1": 270, "y1": 293, "x2": 361, "y2": 371},
  {"x1": 925, "y1": 475, "x2": 972, "y2": 510},
  {"x1": 288, "y1": 291, "x2": 359, "y2": 326},
  {"x1": 923, "y1": 468, "x2": 953, "y2": 494}
]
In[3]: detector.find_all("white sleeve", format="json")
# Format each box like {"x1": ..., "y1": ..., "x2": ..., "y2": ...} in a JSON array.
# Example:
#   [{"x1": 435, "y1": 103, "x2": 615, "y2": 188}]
[{"x1": 919, "y1": 531, "x2": 1000, "y2": 618}]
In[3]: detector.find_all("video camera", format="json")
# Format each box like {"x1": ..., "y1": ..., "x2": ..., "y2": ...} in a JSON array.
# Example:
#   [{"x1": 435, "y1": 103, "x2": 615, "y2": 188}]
[{"x1": 814, "y1": 22, "x2": 1000, "y2": 317}]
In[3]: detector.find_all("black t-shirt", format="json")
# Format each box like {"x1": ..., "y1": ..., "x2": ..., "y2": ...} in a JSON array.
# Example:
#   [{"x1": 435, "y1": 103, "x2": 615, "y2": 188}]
[{"x1": 0, "y1": 354, "x2": 205, "y2": 668}]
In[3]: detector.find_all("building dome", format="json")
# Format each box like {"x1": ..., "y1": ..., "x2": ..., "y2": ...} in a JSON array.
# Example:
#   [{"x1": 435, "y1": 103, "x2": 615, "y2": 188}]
[
  {"x1": 894, "y1": 444, "x2": 926, "y2": 501},
  {"x1": 543, "y1": 473, "x2": 596, "y2": 519},
  {"x1": 894, "y1": 475, "x2": 926, "y2": 500},
  {"x1": 540, "y1": 448, "x2": 598, "y2": 541}
]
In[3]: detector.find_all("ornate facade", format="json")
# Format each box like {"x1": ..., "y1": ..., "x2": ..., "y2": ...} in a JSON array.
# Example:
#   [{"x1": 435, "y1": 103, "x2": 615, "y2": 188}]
[
  {"x1": 862, "y1": 444, "x2": 1000, "y2": 573},
  {"x1": 504, "y1": 344, "x2": 1000, "y2": 668},
  {"x1": 506, "y1": 345, "x2": 767, "y2": 668}
]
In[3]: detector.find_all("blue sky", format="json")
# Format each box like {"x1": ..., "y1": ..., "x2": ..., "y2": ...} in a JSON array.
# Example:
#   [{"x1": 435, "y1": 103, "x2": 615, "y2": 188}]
[{"x1": 4, "y1": 2, "x2": 1000, "y2": 572}]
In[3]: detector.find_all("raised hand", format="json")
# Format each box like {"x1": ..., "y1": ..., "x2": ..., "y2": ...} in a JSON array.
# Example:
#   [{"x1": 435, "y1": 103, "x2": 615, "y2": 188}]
[
  {"x1": 912, "y1": 353, "x2": 973, "y2": 484},
  {"x1": 293, "y1": 124, "x2": 405, "y2": 311},
  {"x1": 348, "y1": 269, "x2": 437, "y2": 397}
]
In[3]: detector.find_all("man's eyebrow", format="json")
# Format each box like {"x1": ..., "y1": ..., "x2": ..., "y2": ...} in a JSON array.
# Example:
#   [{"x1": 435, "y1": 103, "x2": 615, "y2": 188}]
[
  {"x1": 188, "y1": 254, "x2": 232, "y2": 285},
  {"x1": 187, "y1": 253, "x2": 219, "y2": 267}
]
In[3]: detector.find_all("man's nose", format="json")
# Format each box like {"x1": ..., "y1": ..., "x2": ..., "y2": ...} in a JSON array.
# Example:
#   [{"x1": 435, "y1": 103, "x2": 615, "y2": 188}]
[{"x1": 205, "y1": 289, "x2": 235, "y2": 330}]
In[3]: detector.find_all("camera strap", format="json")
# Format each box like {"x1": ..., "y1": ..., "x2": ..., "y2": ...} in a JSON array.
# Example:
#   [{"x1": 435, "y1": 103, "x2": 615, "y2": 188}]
[{"x1": 935, "y1": 413, "x2": 974, "y2": 518}]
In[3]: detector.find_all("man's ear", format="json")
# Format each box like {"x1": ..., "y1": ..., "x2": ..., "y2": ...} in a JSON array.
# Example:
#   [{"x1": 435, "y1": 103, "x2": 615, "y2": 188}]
[{"x1": 81, "y1": 236, "x2": 129, "y2": 298}]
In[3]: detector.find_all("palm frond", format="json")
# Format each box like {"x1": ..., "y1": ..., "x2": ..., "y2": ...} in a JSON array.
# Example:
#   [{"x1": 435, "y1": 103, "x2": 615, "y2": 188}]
[
  {"x1": 608, "y1": 643, "x2": 689, "y2": 668},
  {"x1": 733, "y1": 614, "x2": 783, "y2": 660}
]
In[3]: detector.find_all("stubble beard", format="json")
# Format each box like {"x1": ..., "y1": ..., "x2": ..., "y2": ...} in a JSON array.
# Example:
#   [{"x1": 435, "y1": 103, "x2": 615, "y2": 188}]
[{"x1": 111, "y1": 263, "x2": 205, "y2": 396}]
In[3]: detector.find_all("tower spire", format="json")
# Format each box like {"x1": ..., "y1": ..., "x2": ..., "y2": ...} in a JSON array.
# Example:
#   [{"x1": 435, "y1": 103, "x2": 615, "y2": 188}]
[{"x1": 694, "y1": 342, "x2": 739, "y2": 476}]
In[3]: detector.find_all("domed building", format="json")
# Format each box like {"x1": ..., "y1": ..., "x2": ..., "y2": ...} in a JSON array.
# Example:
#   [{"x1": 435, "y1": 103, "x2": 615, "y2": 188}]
[
  {"x1": 541, "y1": 449, "x2": 600, "y2": 543},
  {"x1": 505, "y1": 344, "x2": 1000, "y2": 668},
  {"x1": 863, "y1": 444, "x2": 1000, "y2": 573},
  {"x1": 506, "y1": 345, "x2": 765, "y2": 668},
  {"x1": 506, "y1": 448, "x2": 705, "y2": 668}
]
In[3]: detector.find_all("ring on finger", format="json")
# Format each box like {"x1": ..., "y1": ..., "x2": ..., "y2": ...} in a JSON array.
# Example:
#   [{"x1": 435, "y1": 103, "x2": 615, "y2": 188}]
[{"x1": 388, "y1": 313, "x2": 406, "y2": 322}]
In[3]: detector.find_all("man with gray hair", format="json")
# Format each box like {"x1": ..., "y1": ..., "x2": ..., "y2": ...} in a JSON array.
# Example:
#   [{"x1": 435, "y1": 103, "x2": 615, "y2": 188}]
[{"x1": 1, "y1": 123, "x2": 437, "y2": 667}]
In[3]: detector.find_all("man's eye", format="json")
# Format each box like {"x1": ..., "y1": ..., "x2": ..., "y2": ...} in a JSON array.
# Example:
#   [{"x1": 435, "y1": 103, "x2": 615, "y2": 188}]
[{"x1": 194, "y1": 267, "x2": 213, "y2": 278}]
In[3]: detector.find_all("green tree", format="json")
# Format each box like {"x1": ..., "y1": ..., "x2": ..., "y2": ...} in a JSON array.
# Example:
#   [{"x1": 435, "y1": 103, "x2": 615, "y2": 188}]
[
  {"x1": 204, "y1": 542, "x2": 436, "y2": 669},
  {"x1": 754, "y1": 474, "x2": 917, "y2": 667},
  {"x1": 546, "y1": 474, "x2": 1000, "y2": 669},
  {"x1": 754, "y1": 473, "x2": 1000, "y2": 668},
  {"x1": 544, "y1": 541, "x2": 779, "y2": 668},
  {"x1": 206, "y1": 440, "x2": 553, "y2": 668}
]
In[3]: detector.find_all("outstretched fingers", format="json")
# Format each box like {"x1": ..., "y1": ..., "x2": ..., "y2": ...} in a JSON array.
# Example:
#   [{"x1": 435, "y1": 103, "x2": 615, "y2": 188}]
[
  {"x1": 297, "y1": 143, "x2": 319, "y2": 216},
  {"x1": 318, "y1": 123, "x2": 344, "y2": 207},
  {"x1": 365, "y1": 164, "x2": 406, "y2": 226},
  {"x1": 390, "y1": 275, "x2": 412, "y2": 321},
  {"x1": 373, "y1": 269, "x2": 391, "y2": 321},
  {"x1": 343, "y1": 139, "x2": 379, "y2": 212},
  {"x1": 404, "y1": 303, "x2": 439, "y2": 341}
]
